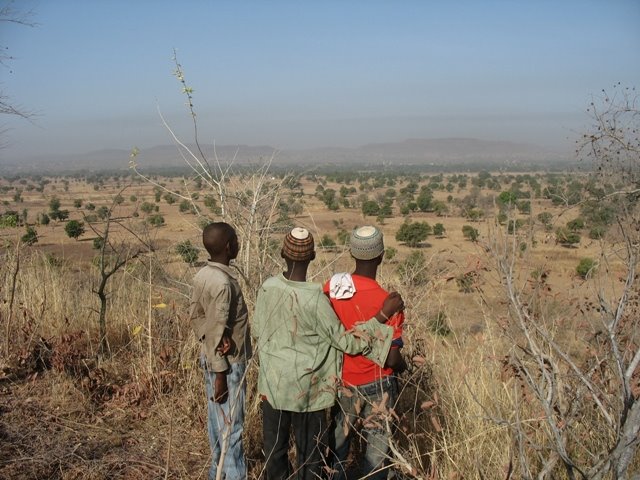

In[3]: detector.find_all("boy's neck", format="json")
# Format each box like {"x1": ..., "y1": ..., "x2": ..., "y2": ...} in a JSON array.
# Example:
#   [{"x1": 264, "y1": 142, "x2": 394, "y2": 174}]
[
  {"x1": 209, "y1": 254, "x2": 230, "y2": 266},
  {"x1": 284, "y1": 262, "x2": 308, "y2": 282},
  {"x1": 353, "y1": 263, "x2": 378, "y2": 280}
]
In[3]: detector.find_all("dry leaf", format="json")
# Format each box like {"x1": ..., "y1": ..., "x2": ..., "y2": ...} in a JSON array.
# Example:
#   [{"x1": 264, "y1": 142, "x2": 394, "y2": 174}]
[
  {"x1": 421, "y1": 400, "x2": 435, "y2": 410},
  {"x1": 430, "y1": 415, "x2": 442, "y2": 432}
]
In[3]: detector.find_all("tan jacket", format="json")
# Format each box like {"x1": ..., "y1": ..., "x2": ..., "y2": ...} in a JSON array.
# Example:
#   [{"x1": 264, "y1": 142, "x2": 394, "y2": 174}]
[{"x1": 190, "y1": 261, "x2": 251, "y2": 372}]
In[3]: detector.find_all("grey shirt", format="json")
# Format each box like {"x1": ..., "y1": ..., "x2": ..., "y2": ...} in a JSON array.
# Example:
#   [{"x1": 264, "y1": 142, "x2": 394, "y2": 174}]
[{"x1": 190, "y1": 261, "x2": 251, "y2": 372}]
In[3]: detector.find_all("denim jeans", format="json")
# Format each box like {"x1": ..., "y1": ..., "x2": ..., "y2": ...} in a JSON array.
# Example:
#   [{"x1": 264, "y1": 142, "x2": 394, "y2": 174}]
[
  {"x1": 261, "y1": 399, "x2": 329, "y2": 480},
  {"x1": 203, "y1": 361, "x2": 247, "y2": 480},
  {"x1": 330, "y1": 376, "x2": 398, "y2": 480}
]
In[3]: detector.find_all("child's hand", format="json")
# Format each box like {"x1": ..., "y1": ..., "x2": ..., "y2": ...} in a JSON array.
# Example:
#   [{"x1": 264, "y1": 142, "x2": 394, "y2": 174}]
[
  {"x1": 216, "y1": 334, "x2": 232, "y2": 355},
  {"x1": 214, "y1": 373, "x2": 228, "y2": 404}
]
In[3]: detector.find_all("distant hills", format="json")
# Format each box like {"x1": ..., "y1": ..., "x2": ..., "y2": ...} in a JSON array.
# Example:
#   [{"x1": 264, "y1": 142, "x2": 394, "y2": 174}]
[{"x1": 0, "y1": 138, "x2": 570, "y2": 173}]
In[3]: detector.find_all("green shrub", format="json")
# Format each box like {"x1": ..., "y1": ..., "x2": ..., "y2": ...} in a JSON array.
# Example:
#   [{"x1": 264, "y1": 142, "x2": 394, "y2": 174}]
[
  {"x1": 427, "y1": 311, "x2": 451, "y2": 336},
  {"x1": 140, "y1": 202, "x2": 155, "y2": 214},
  {"x1": 0, "y1": 211, "x2": 19, "y2": 228},
  {"x1": 507, "y1": 218, "x2": 525, "y2": 234},
  {"x1": 537, "y1": 211, "x2": 553, "y2": 226},
  {"x1": 178, "y1": 200, "x2": 191, "y2": 213},
  {"x1": 516, "y1": 200, "x2": 531, "y2": 214},
  {"x1": 567, "y1": 217, "x2": 585, "y2": 231},
  {"x1": 320, "y1": 234, "x2": 336, "y2": 248},
  {"x1": 93, "y1": 236, "x2": 104, "y2": 250},
  {"x1": 176, "y1": 240, "x2": 199, "y2": 264},
  {"x1": 589, "y1": 225, "x2": 607, "y2": 240},
  {"x1": 37, "y1": 212, "x2": 50, "y2": 225},
  {"x1": 462, "y1": 225, "x2": 479, "y2": 242},
  {"x1": 576, "y1": 257, "x2": 597, "y2": 279},
  {"x1": 147, "y1": 214, "x2": 165, "y2": 227},
  {"x1": 21, "y1": 226, "x2": 38, "y2": 245},
  {"x1": 96, "y1": 206, "x2": 109, "y2": 220},
  {"x1": 433, "y1": 223, "x2": 446, "y2": 237},
  {"x1": 556, "y1": 227, "x2": 580, "y2": 247},
  {"x1": 396, "y1": 251, "x2": 428, "y2": 286},
  {"x1": 384, "y1": 247, "x2": 397, "y2": 261}
]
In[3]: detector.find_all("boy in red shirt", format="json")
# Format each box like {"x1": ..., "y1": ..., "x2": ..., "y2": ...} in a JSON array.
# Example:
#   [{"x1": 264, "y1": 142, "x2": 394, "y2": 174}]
[{"x1": 324, "y1": 226, "x2": 406, "y2": 479}]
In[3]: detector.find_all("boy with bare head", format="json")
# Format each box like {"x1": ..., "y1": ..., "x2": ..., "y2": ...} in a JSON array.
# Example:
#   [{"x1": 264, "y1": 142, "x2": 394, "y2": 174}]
[
  {"x1": 190, "y1": 222, "x2": 251, "y2": 480},
  {"x1": 202, "y1": 222, "x2": 238, "y2": 261}
]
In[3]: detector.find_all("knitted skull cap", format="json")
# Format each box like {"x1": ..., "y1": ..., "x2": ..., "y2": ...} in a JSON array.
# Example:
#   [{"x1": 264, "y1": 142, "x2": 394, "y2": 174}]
[
  {"x1": 282, "y1": 227, "x2": 315, "y2": 261},
  {"x1": 350, "y1": 225, "x2": 384, "y2": 260}
]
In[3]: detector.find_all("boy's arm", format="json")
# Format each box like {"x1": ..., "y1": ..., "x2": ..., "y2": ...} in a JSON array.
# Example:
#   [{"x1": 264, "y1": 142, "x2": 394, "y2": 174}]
[
  {"x1": 384, "y1": 311, "x2": 406, "y2": 372},
  {"x1": 314, "y1": 292, "x2": 404, "y2": 367},
  {"x1": 198, "y1": 282, "x2": 233, "y2": 373},
  {"x1": 384, "y1": 347, "x2": 407, "y2": 372}
]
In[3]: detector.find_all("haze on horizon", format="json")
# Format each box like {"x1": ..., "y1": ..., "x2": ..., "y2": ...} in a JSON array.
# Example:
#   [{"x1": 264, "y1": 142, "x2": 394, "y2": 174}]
[{"x1": 1, "y1": 0, "x2": 639, "y2": 162}]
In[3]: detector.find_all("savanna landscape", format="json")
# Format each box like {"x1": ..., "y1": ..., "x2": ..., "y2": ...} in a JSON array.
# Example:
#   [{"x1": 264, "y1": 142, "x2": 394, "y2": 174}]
[{"x1": 0, "y1": 84, "x2": 638, "y2": 480}]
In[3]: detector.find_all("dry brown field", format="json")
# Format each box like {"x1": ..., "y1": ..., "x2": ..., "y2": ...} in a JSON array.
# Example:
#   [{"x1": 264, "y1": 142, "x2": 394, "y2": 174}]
[
  {"x1": 0, "y1": 170, "x2": 636, "y2": 479},
  {"x1": 0, "y1": 172, "x2": 608, "y2": 337}
]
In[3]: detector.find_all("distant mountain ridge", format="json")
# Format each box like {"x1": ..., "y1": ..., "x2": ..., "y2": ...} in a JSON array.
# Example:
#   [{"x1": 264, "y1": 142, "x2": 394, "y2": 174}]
[{"x1": 0, "y1": 138, "x2": 569, "y2": 173}]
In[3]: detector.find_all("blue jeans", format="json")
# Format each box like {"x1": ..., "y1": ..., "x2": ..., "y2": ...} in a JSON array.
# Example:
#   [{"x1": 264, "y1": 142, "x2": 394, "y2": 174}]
[
  {"x1": 330, "y1": 376, "x2": 398, "y2": 480},
  {"x1": 203, "y1": 361, "x2": 247, "y2": 480}
]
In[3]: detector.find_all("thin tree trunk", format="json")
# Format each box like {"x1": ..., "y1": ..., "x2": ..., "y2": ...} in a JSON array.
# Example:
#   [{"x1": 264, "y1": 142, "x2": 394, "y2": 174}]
[{"x1": 5, "y1": 240, "x2": 20, "y2": 358}]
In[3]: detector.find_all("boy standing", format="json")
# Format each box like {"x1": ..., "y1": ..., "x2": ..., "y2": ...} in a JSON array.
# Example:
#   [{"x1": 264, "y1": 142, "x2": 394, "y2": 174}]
[
  {"x1": 324, "y1": 226, "x2": 406, "y2": 480},
  {"x1": 190, "y1": 222, "x2": 251, "y2": 480}
]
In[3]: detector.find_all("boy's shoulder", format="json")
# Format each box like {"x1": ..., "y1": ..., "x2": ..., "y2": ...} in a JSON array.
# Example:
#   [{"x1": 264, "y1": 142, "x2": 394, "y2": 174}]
[
  {"x1": 195, "y1": 263, "x2": 232, "y2": 286},
  {"x1": 261, "y1": 275, "x2": 323, "y2": 294}
]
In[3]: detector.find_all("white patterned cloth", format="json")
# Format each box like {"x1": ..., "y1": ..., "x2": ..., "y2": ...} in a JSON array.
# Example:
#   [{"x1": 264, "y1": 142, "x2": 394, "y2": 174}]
[{"x1": 329, "y1": 272, "x2": 356, "y2": 299}]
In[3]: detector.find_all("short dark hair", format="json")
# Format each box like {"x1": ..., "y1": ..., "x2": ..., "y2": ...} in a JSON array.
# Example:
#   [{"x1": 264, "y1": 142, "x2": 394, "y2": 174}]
[{"x1": 202, "y1": 222, "x2": 236, "y2": 257}]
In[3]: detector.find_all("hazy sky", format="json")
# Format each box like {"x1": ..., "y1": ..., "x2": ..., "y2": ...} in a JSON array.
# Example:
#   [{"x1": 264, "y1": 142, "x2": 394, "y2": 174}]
[{"x1": 1, "y1": 0, "x2": 639, "y2": 160}]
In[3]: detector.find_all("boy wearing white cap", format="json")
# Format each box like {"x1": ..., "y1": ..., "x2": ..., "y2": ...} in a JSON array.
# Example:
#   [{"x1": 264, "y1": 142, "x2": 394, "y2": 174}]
[{"x1": 324, "y1": 225, "x2": 406, "y2": 480}]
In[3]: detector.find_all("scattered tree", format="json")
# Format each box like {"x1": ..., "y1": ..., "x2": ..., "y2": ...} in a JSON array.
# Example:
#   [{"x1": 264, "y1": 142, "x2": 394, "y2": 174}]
[
  {"x1": 396, "y1": 221, "x2": 431, "y2": 247},
  {"x1": 37, "y1": 212, "x2": 49, "y2": 225},
  {"x1": 64, "y1": 220, "x2": 85, "y2": 240},
  {"x1": 433, "y1": 223, "x2": 446, "y2": 237},
  {"x1": 362, "y1": 200, "x2": 380, "y2": 216},
  {"x1": 462, "y1": 224, "x2": 479, "y2": 242},
  {"x1": 555, "y1": 226, "x2": 580, "y2": 247}
]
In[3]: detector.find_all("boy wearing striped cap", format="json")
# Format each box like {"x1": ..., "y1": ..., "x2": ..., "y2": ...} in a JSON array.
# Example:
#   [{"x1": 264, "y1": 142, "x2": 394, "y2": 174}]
[
  {"x1": 253, "y1": 227, "x2": 404, "y2": 480},
  {"x1": 324, "y1": 225, "x2": 406, "y2": 480}
]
